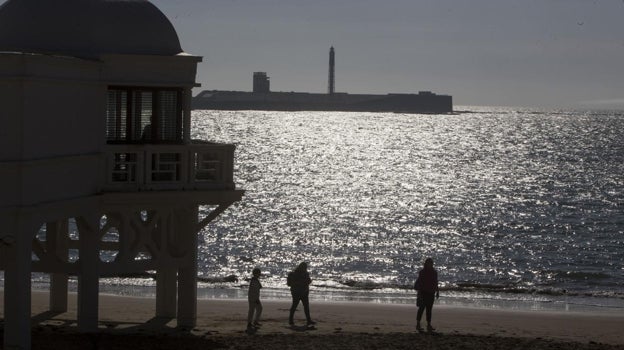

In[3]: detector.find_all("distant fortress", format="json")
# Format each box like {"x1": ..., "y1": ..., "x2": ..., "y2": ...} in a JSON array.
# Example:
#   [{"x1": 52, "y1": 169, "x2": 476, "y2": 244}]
[{"x1": 192, "y1": 47, "x2": 453, "y2": 114}]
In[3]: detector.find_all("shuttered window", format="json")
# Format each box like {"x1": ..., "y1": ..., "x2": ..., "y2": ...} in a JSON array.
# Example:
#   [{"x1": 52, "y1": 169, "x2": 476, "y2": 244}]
[
  {"x1": 106, "y1": 87, "x2": 183, "y2": 144},
  {"x1": 106, "y1": 90, "x2": 128, "y2": 141},
  {"x1": 158, "y1": 90, "x2": 180, "y2": 141}
]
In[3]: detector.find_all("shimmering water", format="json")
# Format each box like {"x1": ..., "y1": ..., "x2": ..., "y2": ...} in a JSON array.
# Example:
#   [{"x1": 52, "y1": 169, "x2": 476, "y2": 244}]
[
  {"x1": 18, "y1": 106, "x2": 622, "y2": 312},
  {"x1": 190, "y1": 106, "x2": 624, "y2": 310}
]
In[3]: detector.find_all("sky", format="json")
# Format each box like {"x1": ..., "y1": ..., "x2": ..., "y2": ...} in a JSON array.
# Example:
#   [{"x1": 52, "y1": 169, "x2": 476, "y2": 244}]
[
  {"x1": 146, "y1": 0, "x2": 624, "y2": 109},
  {"x1": 4, "y1": 0, "x2": 624, "y2": 109}
]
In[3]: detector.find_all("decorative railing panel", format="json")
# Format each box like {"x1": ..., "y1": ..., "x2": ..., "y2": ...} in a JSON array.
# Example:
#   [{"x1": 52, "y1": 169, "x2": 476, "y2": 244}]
[{"x1": 104, "y1": 141, "x2": 235, "y2": 192}]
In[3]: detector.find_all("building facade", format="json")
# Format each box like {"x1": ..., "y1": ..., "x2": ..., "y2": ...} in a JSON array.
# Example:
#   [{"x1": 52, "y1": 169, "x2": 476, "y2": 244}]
[
  {"x1": 0, "y1": 1, "x2": 243, "y2": 349},
  {"x1": 252, "y1": 72, "x2": 270, "y2": 93}
]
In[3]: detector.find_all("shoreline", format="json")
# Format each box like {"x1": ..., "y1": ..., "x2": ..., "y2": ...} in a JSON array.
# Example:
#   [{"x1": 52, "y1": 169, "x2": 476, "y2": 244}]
[
  {"x1": 54, "y1": 280, "x2": 624, "y2": 315},
  {"x1": 2, "y1": 291, "x2": 624, "y2": 348},
  {"x1": 19, "y1": 273, "x2": 624, "y2": 315}
]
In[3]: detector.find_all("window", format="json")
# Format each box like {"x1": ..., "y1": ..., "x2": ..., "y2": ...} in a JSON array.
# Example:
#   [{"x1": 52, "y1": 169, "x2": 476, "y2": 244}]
[{"x1": 106, "y1": 87, "x2": 183, "y2": 144}]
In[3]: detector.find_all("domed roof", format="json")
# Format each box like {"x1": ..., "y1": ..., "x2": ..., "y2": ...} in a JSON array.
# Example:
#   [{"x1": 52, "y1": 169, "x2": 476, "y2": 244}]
[{"x1": 0, "y1": 0, "x2": 183, "y2": 58}]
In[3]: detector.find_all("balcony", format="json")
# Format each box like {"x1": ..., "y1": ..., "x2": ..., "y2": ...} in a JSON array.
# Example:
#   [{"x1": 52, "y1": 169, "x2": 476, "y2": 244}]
[{"x1": 104, "y1": 141, "x2": 235, "y2": 192}]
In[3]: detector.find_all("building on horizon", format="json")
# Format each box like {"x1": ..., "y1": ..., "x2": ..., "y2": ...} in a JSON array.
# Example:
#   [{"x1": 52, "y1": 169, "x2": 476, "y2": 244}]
[
  {"x1": 193, "y1": 46, "x2": 452, "y2": 114},
  {"x1": 253, "y1": 72, "x2": 270, "y2": 93}
]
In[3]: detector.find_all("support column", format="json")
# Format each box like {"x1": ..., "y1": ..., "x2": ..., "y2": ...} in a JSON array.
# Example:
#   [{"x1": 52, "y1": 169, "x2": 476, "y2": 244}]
[
  {"x1": 156, "y1": 268, "x2": 177, "y2": 318},
  {"x1": 177, "y1": 266, "x2": 197, "y2": 328},
  {"x1": 47, "y1": 219, "x2": 69, "y2": 312},
  {"x1": 76, "y1": 216, "x2": 100, "y2": 332},
  {"x1": 3, "y1": 217, "x2": 36, "y2": 350},
  {"x1": 183, "y1": 87, "x2": 192, "y2": 144},
  {"x1": 176, "y1": 206, "x2": 198, "y2": 328},
  {"x1": 153, "y1": 209, "x2": 177, "y2": 318}
]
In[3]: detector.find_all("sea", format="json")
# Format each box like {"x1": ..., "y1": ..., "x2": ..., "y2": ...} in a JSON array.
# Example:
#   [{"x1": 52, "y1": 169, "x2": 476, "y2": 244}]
[{"x1": 26, "y1": 106, "x2": 624, "y2": 313}]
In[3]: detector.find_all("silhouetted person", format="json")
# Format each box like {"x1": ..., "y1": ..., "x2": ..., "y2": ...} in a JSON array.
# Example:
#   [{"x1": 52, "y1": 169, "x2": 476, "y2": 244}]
[
  {"x1": 247, "y1": 268, "x2": 263, "y2": 331},
  {"x1": 287, "y1": 262, "x2": 315, "y2": 326},
  {"x1": 414, "y1": 257, "x2": 439, "y2": 332},
  {"x1": 141, "y1": 123, "x2": 152, "y2": 142}
]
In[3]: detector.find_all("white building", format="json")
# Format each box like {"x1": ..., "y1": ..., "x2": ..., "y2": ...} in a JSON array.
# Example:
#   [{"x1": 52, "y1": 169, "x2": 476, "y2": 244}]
[{"x1": 0, "y1": 1, "x2": 243, "y2": 348}]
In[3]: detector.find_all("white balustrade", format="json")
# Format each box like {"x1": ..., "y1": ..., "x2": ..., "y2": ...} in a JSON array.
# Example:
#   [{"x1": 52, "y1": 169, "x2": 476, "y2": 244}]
[{"x1": 104, "y1": 141, "x2": 235, "y2": 191}]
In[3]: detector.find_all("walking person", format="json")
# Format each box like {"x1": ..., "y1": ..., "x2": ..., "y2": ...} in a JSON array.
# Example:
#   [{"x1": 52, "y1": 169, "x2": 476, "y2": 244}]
[
  {"x1": 247, "y1": 268, "x2": 263, "y2": 331},
  {"x1": 287, "y1": 262, "x2": 315, "y2": 326},
  {"x1": 414, "y1": 258, "x2": 439, "y2": 332}
]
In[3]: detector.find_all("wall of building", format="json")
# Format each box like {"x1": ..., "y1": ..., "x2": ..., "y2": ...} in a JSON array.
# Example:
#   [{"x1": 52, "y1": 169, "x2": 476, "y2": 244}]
[
  {"x1": 102, "y1": 54, "x2": 201, "y2": 87},
  {"x1": 0, "y1": 54, "x2": 104, "y2": 159},
  {"x1": 0, "y1": 53, "x2": 203, "y2": 208},
  {"x1": 0, "y1": 54, "x2": 105, "y2": 207}
]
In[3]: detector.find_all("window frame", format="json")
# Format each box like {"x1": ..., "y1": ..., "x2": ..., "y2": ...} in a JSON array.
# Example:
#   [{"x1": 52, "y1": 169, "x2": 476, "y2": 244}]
[{"x1": 106, "y1": 86, "x2": 184, "y2": 144}]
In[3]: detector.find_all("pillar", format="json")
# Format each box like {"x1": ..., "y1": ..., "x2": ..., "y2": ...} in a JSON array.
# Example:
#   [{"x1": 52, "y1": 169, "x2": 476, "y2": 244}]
[
  {"x1": 156, "y1": 268, "x2": 177, "y2": 318},
  {"x1": 3, "y1": 216, "x2": 36, "y2": 350},
  {"x1": 47, "y1": 220, "x2": 69, "y2": 312},
  {"x1": 176, "y1": 205, "x2": 198, "y2": 328},
  {"x1": 183, "y1": 87, "x2": 192, "y2": 144},
  {"x1": 76, "y1": 215, "x2": 100, "y2": 332},
  {"x1": 152, "y1": 209, "x2": 177, "y2": 318}
]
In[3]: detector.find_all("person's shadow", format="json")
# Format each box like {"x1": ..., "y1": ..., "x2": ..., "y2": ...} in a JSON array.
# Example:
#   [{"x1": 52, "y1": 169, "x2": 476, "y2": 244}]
[
  {"x1": 417, "y1": 328, "x2": 439, "y2": 335},
  {"x1": 287, "y1": 324, "x2": 316, "y2": 332}
]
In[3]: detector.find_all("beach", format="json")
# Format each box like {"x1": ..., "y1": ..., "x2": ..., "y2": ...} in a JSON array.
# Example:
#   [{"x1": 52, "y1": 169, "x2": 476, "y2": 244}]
[{"x1": 2, "y1": 291, "x2": 624, "y2": 349}]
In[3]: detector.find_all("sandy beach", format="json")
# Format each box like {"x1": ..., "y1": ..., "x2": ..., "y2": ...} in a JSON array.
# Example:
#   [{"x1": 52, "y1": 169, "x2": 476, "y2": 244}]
[{"x1": 1, "y1": 291, "x2": 623, "y2": 349}]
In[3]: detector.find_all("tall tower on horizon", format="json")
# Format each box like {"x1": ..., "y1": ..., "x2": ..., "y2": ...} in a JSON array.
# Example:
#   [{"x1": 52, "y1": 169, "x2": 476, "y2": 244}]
[{"x1": 328, "y1": 46, "x2": 335, "y2": 94}]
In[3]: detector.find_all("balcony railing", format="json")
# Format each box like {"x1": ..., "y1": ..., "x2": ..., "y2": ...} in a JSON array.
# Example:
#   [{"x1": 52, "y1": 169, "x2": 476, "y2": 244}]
[{"x1": 104, "y1": 141, "x2": 235, "y2": 192}]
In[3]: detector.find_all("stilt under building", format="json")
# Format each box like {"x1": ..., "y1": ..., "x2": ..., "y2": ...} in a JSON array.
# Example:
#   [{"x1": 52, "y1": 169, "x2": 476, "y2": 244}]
[{"x1": 0, "y1": 1, "x2": 243, "y2": 349}]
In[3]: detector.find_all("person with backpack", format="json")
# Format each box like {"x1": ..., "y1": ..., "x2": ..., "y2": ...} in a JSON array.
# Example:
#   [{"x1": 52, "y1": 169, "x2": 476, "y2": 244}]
[{"x1": 287, "y1": 262, "x2": 315, "y2": 326}]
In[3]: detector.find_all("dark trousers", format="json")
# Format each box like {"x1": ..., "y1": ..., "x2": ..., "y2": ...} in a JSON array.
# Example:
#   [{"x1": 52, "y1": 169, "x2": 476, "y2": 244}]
[
  {"x1": 416, "y1": 292, "x2": 435, "y2": 324},
  {"x1": 289, "y1": 291, "x2": 312, "y2": 323}
]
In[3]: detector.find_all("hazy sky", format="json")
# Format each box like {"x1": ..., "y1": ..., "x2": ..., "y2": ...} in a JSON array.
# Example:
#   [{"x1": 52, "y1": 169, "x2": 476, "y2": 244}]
[
  {"x1": 5, "y1": 0, "x2": 624, "y2": 109},
  {"x1": 146, "y1": 0, "x2": 623, "y2": 109}
]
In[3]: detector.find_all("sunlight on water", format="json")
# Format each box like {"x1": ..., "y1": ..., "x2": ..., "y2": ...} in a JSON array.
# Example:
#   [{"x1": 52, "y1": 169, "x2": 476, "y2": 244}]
[{"x1": 183, "y1": 107, "x2": 624, "y2": 308}]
